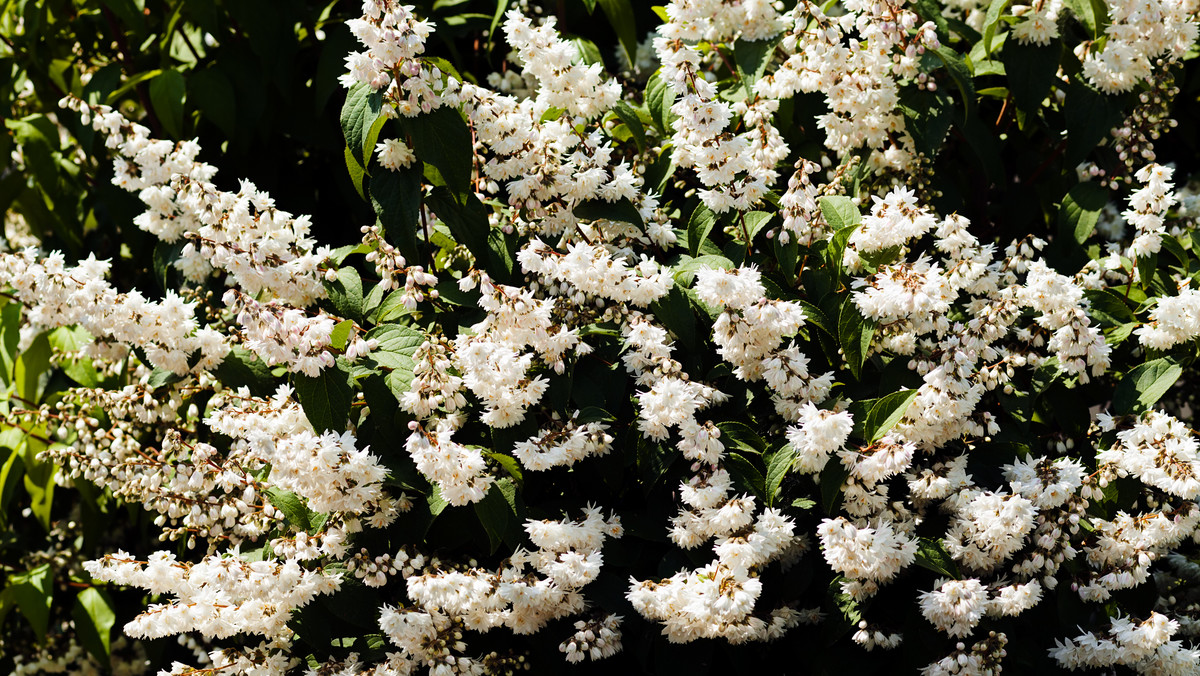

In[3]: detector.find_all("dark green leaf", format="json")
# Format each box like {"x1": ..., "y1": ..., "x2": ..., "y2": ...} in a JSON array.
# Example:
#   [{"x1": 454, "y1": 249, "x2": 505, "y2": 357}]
[
  {"x1": 734, "y1": 35, "x2": 780, "y2": 94},
  {"x1": 717, "y1": 421, "x2": 768, "y2": 455},
  {"x1": 4, "y1": 564, "x2": 52, "y2": 641},
  {"x1": 293, "y1": 361, "x2": 355, "y2": 433},
  {"x1": 189, "y1": 67, "x2": 237, "y2": 137},
  {"x1": 1113, "y1": 358, "x2": 1181, "y2": 415},
  {"x1": 612, "y1": 101, "x2": 646, "y2": 153},
  {"x1": 574, "y1": 198, "x2": 644, "y2": 226},
  {"x1": 864, "y1": 389, "x2": 919, "y2": 442},
  {"x1": 325, "y1": 266, "x2": 365, "y2": 322},
  {"x1": 838, "y1": 300, "x2": 876, "y2": 379},
  {"x1": 688, "y1": 203, "x2": 717, "y2": 257},
  {"x1": 213, "y1": 347, "x2": 276, "y2": 397},
  {"x1": 1083, "y1": 289, "x2": 1135, "y2": 327},
  {"x1": 149, "y1": 69, "x2": 187, "y2": 138},
  {"x1": 1059, "y1": 181, "x2": 1108, "y2": 243},
  {"x1": 1001, "y1": 40, "x2": 1059, "y2": 114},
  {"x1": 765, "y1": 444, "x2": 794, "y2": 506},
  {"x1": 743, "y1": 211, "x2": 774, "y2": 246},
  {"x1": 914, "y1": 537, "x2": 961, "y2": 578},
  {"x1": 597, "y1": 0, "x2": 637, "y2": 70},
  {"x1": 820, "y1": 461, "x2": 850, "y2": 515},
  {"x1": 725, "y1": 452, "x2": 765, "y2": 499},
  {"x1": 402, "y1": 107, "x2": 473, "y2": 196},
  {"x1": 72, "y1": 587, "x2": 116, "y2": 667},
  {"x1": 645, "y1": 71, "x2": 676, "y2": 134}
]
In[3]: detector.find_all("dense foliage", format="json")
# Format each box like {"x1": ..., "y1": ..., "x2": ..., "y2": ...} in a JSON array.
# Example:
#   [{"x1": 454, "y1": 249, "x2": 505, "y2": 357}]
[{"x1": 3, "y1": 0, "x2": 1200, "y2": 674}]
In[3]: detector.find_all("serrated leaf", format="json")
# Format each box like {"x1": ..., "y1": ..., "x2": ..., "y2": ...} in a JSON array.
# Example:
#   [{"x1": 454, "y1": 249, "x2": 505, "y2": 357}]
[
  {"x1": 293, "y1": 361, "x2": 354, "y2": 433},
  {"x1": 765, "y1": 444, "x2": 794, "y2": 506},
  {"x1": 574, "y1": 198, "x2": 644, "y2": 226},
  {"x1": 725, "y1": 452, "x2": 765, "y2": 499},
  {"x1": 213, "y1": 347, "x2": 276, "y2": 397},
  {"x1": 1002, "y1": 40, "x2": 1060, "y2": 114},
  {"x1": 734, "y1": 35, "x2": 780, "y2": 95},
  {"x1": 1113, "y1": 358, "x2": 1182, "y2": 416},
  {"x1": 637, "y1": 436, "x2": 676, "y2": 493},
  {"x1": 742, "y1": 211, "x2": 774, "y2": 245},
  {"x1": 645, "y1": 70, "x2": 676, "y2": 134},
  {"x1": 266, "y1": 487, "x2": 313, "y2": 530},
  {"x1": 401, "y1": 107, "x2": 473, "y2": 196},
  {"x1": 612, "y1": 101, "x2": 646, "y2": 153},
  {"x1": 865, "y1": 389, "x2": 919, "y2": 443},
  {"x1": 4, "y1": 564, "x2": 52, "y2": 641},
  {"x1": 820, "y1": 461, "x2": 850, "y2": 515},
  {"x1": 1083, "y1": 288, "x2": 1135, "y2": 327},
  {"x1": 717, "y1": 421, "x2": 767, "y2": 455},
  {"x1": 933, "y1": 47, "x2": 976, "y2": 117},
  {"x1": 341, "y1": 82, "x2": 383, "y2": 165},
  {"x1": 369, "y1": 324, "x2": 425, "y2": 398},
  {"x1": 688, "y1": 203, "x2": 717, "y2": 257},
  {"x1": 818, "y1": 195, "x2": 861, "y2": 230},
  {"x1": 326, "y1": 267, "x2": 365, "y2": 322},
  {"x1": 914, "y1": 537, "x2": 961, "y2": 578},
  {"x1": 838, "y1": 300, "x2": 876, "y2": 379},
  {"x1": 1060, "y1": 181, "x2": 1108, "y2": 243},
  {"x1": 791, "y1": 497, "x2": 816, "y2": 510}
]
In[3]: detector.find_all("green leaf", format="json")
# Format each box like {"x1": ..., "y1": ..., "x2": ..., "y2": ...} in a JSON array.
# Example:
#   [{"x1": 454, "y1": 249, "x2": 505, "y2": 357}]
[
  {"x1": 570, "y1": 37, "x2": 604, "y2": 67},
  {"x1": 325, "y1": 267, "x2": 365, "y2": 322},
  {"x1": 597, "y1": 0, "x2": 638, "y2": 70},
  {"x1": 473, "y1": 479, "x2": 520, "y2": 553},
  {"x1": 1001, "y1": 40, "x2": 1059, "y2": 114},
  {"x1": 863, "y1": 389, "x2": 919, "y2": 442},
  {"x1": 189, "y1": 67, "x2": 237, "y2": 138},
  {"x1": 717, "y1": 421, "x2": 768, "y2": 455},
  {"x1": 266, "y1": 487, "x2": 313, "y2": 531},
  {"x1": 611, "y1": 101, "x2": 646, "y2": 153},
  {"x1": 932, "y1": 47, "x2": 976, "y2": 116},
  {"x1": 425, "y1": 187, "x2": 493, "y2": 269},
  {"x1": 1063, "y1": 0, "x2": 1101, "y2": 37},
  {"x1": 213, "y1": 347, "x2": 276, "y2": 397},
  {"x1": 838, "y1": 299, "x2": 876, "y2": 379},
  {"x1": 15, "y1": 331, "x2": 51, "y2": 403},
  {"x1": 1113, "y1": 358, "x2": 1181, "y2": 416},
  {"x1": 725, "y1": 453, "x2": 765, "y2": 499},
  {"x1": 341, "y1": 82, "x2": 384, "y2": 165},
  {"x1": 149, "y1": 69, "x2": 187, "y2": 138},
  {"x1": 645, "y1": 70, "x2": 676, "y2": 134},
  {"x1": 820, "y1": 461, "x2": 850, "y2": 514},
  {"x1": 402, "y1": 107, "x2": 473, "y2": 196},
  {"x1": 370, "y1": 166, "x2": 423, "y2": 263},
  {"x1": 73, "y1": 587, "x2": 116, "y2": 666},
  {"x1": 688, "y1": 203, "x2": 717, "y2": 257},
  {"x1": 574, "y1": 198, "x2": 644, "y2": 226},
  {"x1": 818, "y1": 195, "x2": 861, "y2": 230},
  {"x1": 734, "y1": 35, "x2": 780, "y2": 95},
  {"x1": 368, "y1": 324, "x2": 425, "y2": 399},
  {"x1": 637, "y1": 436, "x2": 676, "y2": 493},
  {"x1": 791, "y1": 497, "x2": 816, "y2": 510},
  {"x1": 4, "y1": 564, "x2": 52, "y2": 641},
  {"x1": 147, "y1": 367, "x2": 186, "y2": 389},
  {"x1": 0, "y1": 300, "x2": 21, "y2": 389},
  {"x1": 765, "y1": 444, "x2": 794, "y2": 507},
  {"x1": 1083, "y1": 289, "x2": 1135, "y2": 327},
  {"x1": 345, "y1": 146, "x2": 367, "y2": 200},
  {"x1": 898, "y1": 90, "x2": 953, "y2": 156},
  {"x1": 982, "y1": 0, "x2": 1013, "y2": 55},
  {"x1": 1064, "y1": 80, "x2": 1127, "y2": 166},
  {"x1": 1059, "y1": 181, "x2": 1108, "y2": 243},
  {"x1": 914, "y1": 537, "x2": 961, "y2": 579},
  {"x1": 743, "y1": 211, "x2": 774, "y2": 246},
  {"x1": 330, "y1": 320, "x2": 355, "y2": 351},
  {"x1": 293, "y1": 361, "x2": 355, "y2": 433}
]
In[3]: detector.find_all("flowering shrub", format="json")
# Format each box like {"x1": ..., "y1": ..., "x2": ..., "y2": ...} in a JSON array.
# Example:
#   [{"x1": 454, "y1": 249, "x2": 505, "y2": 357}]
[{"x1": 4, "y1": 0, "x2": 1200, "y2": 674}]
